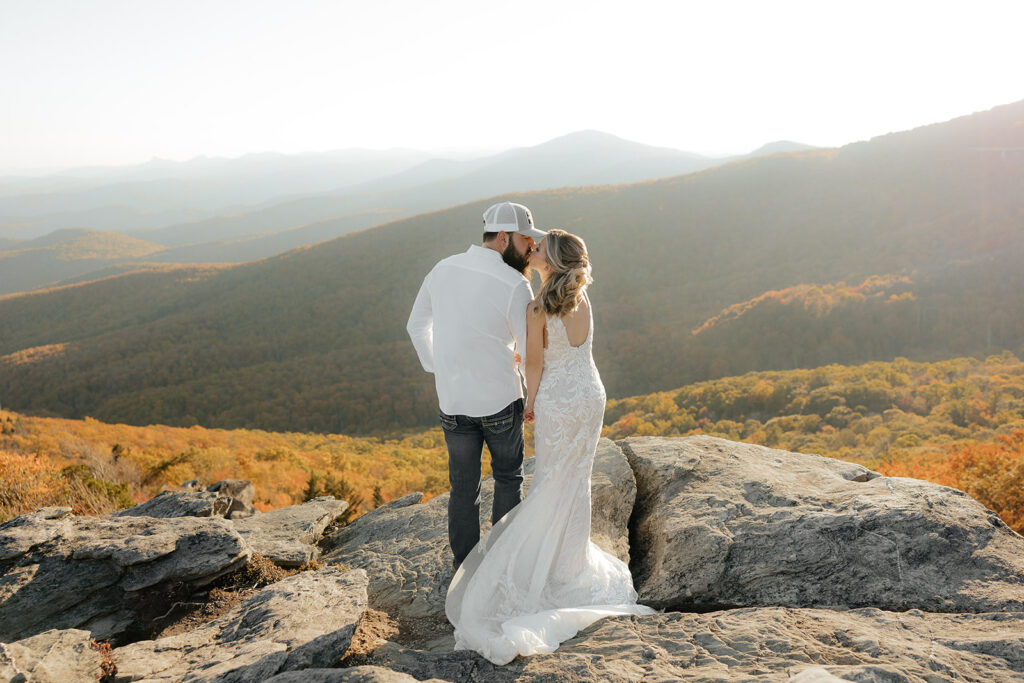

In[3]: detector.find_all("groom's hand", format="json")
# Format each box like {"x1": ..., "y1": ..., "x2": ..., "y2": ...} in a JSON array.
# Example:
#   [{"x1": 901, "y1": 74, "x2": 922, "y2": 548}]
[{"x1": 513, "y1": 352, "x2": 522, "y2": 368}]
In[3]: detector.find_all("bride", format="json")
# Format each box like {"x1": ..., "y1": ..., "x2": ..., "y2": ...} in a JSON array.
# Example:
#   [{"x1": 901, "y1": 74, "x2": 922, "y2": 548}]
[{"x1": 445, "y1": 228, "x2": 654, "y2": 665}]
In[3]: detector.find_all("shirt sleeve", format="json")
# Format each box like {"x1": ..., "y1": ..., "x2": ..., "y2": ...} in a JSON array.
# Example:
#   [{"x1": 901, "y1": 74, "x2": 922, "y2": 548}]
[
  {"x1": 508, "y1": 279, "x2": 533, "y2": 374},
  {"x1": 407, "y1": 271, "x2": 435, "y2": 373}
]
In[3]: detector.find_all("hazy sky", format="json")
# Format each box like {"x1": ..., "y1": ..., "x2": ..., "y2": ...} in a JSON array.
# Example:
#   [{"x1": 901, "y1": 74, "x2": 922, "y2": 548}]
[{"x1": 2, "y1": 0, "x2": 1022, "y2": 171}]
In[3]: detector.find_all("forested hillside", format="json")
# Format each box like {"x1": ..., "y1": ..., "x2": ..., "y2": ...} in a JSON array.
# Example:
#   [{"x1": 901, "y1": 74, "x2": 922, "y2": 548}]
[
  {"x1": 604, "y1": 352, "x2": 1024, "y2": 530},
  {"x1": 1, "y1": 100, "x2": 1022, "y2": 433},
  {"x1": 0, "y1": 229, "x2": 168, "y2": 294}
]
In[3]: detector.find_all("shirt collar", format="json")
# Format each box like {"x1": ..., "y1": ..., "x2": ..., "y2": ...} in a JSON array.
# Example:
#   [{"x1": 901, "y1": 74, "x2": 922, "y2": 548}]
[
  {"x1": 467, "y1": 244, "x2": 529, "y2": 282},
  {"x1": 468, "y1": 244, "x2": 501, "y2": 261}
]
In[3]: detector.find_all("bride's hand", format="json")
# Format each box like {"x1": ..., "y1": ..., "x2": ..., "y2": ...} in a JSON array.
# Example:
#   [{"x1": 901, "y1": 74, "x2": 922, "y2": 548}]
[{"x1": 524, "y1": 404, "x2": 535, "y2": 423}]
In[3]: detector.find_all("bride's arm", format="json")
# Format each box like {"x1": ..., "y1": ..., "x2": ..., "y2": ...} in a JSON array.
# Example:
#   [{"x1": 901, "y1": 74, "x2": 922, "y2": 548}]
[{"x1": 524, "y1": 300, "x2": 545, "y2": 422}]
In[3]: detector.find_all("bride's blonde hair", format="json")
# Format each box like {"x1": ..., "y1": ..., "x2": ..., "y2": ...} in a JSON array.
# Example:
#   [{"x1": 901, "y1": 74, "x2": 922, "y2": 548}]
[{"x1": 538, "y1": 229, "x2": 593, "y2": 317}]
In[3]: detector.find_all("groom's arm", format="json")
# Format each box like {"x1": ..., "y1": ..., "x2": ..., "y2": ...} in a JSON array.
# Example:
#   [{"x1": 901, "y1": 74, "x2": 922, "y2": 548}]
[{"x1": 406, "y1": 272, "x2": 435, "y2": 373}]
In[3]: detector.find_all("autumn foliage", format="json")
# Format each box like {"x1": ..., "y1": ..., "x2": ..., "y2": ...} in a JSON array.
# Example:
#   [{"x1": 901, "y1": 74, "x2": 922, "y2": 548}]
[
  {"x1": 691, "y1": 275, "x2": 914, "y2": 335},
  {"x1": 4, "y1": 352, "x2": 1024, "y2": 535},
  {"x1": 946, "y1": 431, "x2": 1024, "y2": 530},
  {"x1": 0, "y1": 408, "x2": 453, "y2": 523}
]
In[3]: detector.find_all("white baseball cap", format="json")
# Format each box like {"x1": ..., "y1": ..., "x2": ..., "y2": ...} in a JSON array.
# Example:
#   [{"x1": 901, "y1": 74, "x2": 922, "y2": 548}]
[{"x1": 482, "y1": 202, "x2": 547, "y2": 240}]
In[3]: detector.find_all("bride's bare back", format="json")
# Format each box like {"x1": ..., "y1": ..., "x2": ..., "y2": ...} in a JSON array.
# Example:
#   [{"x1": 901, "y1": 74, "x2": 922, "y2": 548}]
[{"x1": 559, "y1": 294, "x2": 590, "y2": 348}]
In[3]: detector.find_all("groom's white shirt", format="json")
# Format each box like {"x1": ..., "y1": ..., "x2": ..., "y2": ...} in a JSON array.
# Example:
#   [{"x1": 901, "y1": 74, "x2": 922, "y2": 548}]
[{"x1": 407, "y1": 244, "x2": 533, "y2": 417}]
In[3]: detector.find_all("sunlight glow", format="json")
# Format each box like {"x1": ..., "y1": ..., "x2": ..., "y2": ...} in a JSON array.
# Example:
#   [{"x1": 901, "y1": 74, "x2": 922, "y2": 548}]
[{"x1": 1, "y1": 0, "x2": 1022, "y2": 169}]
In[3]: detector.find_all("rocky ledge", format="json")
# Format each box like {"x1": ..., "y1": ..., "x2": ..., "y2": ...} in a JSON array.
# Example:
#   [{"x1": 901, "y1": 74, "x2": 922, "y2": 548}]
[{"x1": 1, "y1": 436, "x2": 1023, "y2": 682}]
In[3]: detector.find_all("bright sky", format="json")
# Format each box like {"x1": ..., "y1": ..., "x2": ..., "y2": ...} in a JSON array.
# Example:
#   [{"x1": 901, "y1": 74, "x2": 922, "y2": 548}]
[{"x1": 2, "y1": 0, "x2": 1022, "y2": 171}]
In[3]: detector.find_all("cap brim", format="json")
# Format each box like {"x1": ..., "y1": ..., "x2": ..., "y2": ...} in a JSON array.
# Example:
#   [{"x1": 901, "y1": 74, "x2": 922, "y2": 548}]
[{"x1": 521, "y1": 226, "x2": 547, "y2": 240}]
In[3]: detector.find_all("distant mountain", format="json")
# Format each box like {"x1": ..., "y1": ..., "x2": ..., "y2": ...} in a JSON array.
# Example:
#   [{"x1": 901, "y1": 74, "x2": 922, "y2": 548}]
[
  {"x1": 0, "y1": 100, "x2": 1020, "y2": 434},
  {"x1": 0, "y1": 148, "x2": 432, "y2": 237},
  {"x1": 0, "y1": 229, "x2": 166, "y2": 294},
  {"x1": 0, "y1": 133, "x2": 816, "y2": 288},
  {"x1": 0, "y1": 205, "x2": 214, "y2": 239},
  {"x1": 741, "y1": 140, "x2": 818, "y2": 157},
  {"x1": 118, "y1": 132, "x2": 794, "y2": 260},
  {"x1": 0, "y1": 130, "x2": 739, "y2": 290}
]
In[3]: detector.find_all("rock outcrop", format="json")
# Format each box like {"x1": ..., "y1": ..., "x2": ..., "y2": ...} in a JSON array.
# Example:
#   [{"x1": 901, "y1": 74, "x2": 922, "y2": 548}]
[
  {"x1": 0, "y1": 628, "x2": 103, "y2": 682},
  {"x1": 622, "y1": 435, "x2": 1024, "y2": 612},
  {"x1": 114, "y1": 567, "x2": 368, "y2": 682},
  {"x1": 320, "y1": 438, "x2": 636, "y2": 619},
  {"x1": 233, "y1": 495, "x2": 349, "y2": 567},
  {"x1": 4, "y1": 435, "x2": 1024, "y2": 681},
  {"x1": 0, "y1": 507, "x2": 250, "y2": 643}
]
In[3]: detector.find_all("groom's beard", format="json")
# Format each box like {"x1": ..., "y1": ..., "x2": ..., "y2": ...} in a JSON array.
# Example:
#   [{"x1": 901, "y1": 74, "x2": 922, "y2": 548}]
[{"x1": 502, "y1": 240, "x2": 531, "y2": 274}]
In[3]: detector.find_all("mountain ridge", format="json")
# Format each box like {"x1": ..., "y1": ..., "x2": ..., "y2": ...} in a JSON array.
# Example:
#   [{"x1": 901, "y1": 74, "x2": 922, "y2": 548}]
[{"x1": 1, "y1": 99, "x2": 1021, "y2": 433}]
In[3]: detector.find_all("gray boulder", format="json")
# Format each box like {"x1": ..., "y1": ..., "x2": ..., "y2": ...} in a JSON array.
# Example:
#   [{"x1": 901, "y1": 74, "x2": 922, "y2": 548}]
[
  {"x1": 622, "y1": 435, "x2": 1024, "y2": 612},
  {"x1": 0, "y1": 628, "x2": 103, "y2": 683},
  {"x1": 0, "y1": 507, "x2": 249, "y2": 643},
  {"x1": 208, "y1": 479, "x2": 257, "y2": 519},
  {"x1": 113, "y1": 489, "x2": 231, "y2": 519},
  {"x1": 114, "y1": 567, "x2": 368, "y2": 682},
  {"x1": 321, "y1": 438, "x2": 636, "y2": 619},
  {"x1": 361, "y1": 606, "x2": 1024, "y2": 681},
  {"x1": 232, "y1": 496, "x2": 348, "y2": 567}
]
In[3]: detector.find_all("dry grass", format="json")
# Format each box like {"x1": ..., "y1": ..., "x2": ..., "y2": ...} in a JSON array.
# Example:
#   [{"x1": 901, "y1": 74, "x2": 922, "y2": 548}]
[{"x1": 90, "y1": 640, "x2": 117, "y2": 681}]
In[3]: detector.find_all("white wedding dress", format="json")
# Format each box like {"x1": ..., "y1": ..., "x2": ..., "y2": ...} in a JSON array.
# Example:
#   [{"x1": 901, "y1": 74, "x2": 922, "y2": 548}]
[{"x1": 445, "y1": 297, "x2": 655, "y2": 665}]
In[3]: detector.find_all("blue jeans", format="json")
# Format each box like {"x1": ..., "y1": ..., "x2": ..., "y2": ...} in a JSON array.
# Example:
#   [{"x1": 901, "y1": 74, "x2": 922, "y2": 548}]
[{"x1": 440, "y1": 399, "x2": 525, "y2": 569}]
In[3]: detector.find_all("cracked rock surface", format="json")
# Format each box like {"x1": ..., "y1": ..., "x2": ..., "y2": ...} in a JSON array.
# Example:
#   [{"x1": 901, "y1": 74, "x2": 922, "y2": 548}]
[
  {"x1": 114, "y1": 567, "x2": 368, "y2": 682},
  {"x1": 0, "y1": 628, "x2": 103, "y2": 682},
  {"x1": 622, "y1": 435, "x2": 1024, "y2": 612},
  {"x1": 231, "y1": 495, "x2": 348, "y2": 567},
  {"x1": 360, "y1": 607, "x2": 1024, "y2": 682},
  {"x1": 320, "y1": 438, "x2": 635, "y2": 619},
  {"x1": 0, "y1": 508, "x2": 250, "y2": 643}
]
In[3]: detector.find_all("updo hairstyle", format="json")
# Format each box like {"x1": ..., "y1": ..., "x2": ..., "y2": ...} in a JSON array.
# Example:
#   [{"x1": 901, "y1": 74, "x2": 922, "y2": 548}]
[{"x1": 538, "y1": 229, "x2": 593, "y2": 317}]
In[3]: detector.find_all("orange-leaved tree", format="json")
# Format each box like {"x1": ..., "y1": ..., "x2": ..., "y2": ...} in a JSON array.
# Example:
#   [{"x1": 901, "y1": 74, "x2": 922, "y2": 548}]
[{"x1": 947, "y1": 429, "x2": 1024, "y2": 532}]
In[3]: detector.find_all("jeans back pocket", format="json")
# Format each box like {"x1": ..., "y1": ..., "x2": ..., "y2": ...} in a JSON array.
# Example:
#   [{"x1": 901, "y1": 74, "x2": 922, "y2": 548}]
[
  {"x1": 439, "y1": 411, "x2": 458, "y2": 431},
  {"x1": 481, "y1": 403, "x2": 516, "y2": 434}
]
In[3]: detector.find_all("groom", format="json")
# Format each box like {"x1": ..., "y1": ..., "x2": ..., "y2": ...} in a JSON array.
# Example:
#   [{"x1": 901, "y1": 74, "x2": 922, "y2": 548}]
[{"x1": 407, "y1": 201, "x2": 546, "y2": 569}]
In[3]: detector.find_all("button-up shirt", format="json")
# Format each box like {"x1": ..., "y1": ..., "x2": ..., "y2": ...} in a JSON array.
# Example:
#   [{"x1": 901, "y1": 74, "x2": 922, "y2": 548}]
[{"x1": 407, "y1": 244, "x2": 533, "y2": 417}]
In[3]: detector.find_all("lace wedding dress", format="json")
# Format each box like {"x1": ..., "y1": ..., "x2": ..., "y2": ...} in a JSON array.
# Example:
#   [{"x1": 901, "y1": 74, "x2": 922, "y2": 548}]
[{"x1": 445, "y1": 298, "x2": 654, "y2": 665}]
